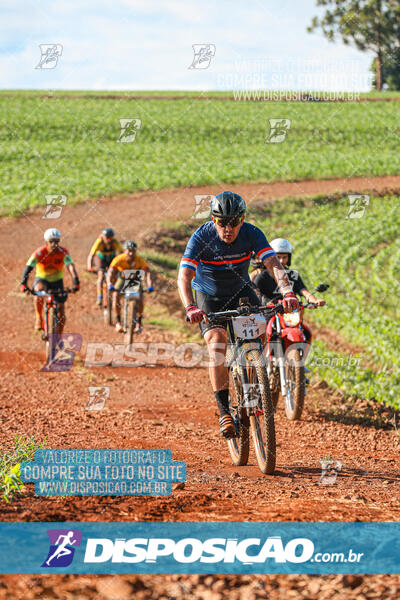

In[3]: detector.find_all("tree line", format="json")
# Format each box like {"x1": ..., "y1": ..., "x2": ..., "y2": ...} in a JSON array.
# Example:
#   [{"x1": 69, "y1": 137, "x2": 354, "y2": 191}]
[{"x1": 308, "y1": 0, "x2": 400, "y2": 91}]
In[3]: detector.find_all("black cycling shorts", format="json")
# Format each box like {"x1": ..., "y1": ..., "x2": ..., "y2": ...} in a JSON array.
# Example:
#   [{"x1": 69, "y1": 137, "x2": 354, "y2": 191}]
[
  {"x1": 93, "y1": 253, "x2": 114, "y2": 271},
  {"x1": 194, "y1": 284, "x2": 260, "y2": 337},
  {"x1": 33, "y1": 278, "x2": 66, "y2": 302}
]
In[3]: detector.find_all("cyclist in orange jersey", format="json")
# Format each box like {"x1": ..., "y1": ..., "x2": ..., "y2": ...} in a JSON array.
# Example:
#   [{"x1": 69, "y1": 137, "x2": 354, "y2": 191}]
[
  {"x1": 20, "y1": 228, "x2": 80, "y2": 332},
  {"x1": 106, "y1": 240, "x2": 153, "y2": 333}
]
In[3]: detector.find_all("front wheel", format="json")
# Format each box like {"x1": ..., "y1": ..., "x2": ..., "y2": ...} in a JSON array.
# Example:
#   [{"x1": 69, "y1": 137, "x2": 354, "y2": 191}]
[
  {"x1": 103, "y1": 284, "x2": 112, "y2": 326},
  {"x1": 45, "y1": 306, "x2": 57, "y2": 362},
  {"x1": 227, "y1": 367, "x2": 249, "y2": 466},
  {"x1": 247, "y1": 349, "x2": 276, "y2": 475},
  {"x1": 124, "y1": 299, "x2": 137, "y2": 346},
  {"x1": 284, "y1": 347, "x2": 305, "y2": 420}
]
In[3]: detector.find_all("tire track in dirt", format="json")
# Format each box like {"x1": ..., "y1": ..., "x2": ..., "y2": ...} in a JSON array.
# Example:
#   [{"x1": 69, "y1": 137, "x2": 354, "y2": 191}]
[
  {"x1": 1, "y1": 173, "x2": 400, "y2": 525},
  {"x1": 1, "y1": 176, "x2": 400, "y2": 597}
]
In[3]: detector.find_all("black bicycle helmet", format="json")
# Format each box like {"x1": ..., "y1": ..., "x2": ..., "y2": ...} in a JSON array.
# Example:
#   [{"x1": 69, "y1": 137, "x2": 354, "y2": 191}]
[
  {"x1": 124, "y1": 240, "x2": 137, "y2": 250},
  {"x1": 211, "y1": 191, "x2": 246, "y2": 218},
  {"x1": 102, "y1": 227, "x2": 114, "y2": 238}
]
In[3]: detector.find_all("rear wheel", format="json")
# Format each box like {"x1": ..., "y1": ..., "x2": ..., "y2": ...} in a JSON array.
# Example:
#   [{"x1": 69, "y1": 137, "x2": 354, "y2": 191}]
[
  {"x1": 284, "y1": 347, "x2": 305, "y2": 420},
  {"x1": 247, "y1": 349, "x2": 276, "y2": 475},
  {"x1": 227, "y1": 367, "x2": 250, "y2": 466}
]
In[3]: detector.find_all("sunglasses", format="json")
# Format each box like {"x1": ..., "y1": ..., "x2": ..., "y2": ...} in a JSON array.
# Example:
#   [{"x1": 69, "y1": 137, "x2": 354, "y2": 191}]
[{"x1": 213, "y1": 215, "x2": 243, "y2": 228}]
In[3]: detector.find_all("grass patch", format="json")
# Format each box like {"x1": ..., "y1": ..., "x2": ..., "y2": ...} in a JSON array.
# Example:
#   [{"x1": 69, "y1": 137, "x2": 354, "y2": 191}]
[
  {"x1": 141, "y1": 250, "x2": 179, "y2": 272},
  {"x1": 253, "y1": 194, "x2": 400, "y2": 409},
  {"x1": 2, "y1": 94, "x2": 400, "y2": 216},
  {"x1": 0, "y1": 435, "x2": 46, "y2": 502}
]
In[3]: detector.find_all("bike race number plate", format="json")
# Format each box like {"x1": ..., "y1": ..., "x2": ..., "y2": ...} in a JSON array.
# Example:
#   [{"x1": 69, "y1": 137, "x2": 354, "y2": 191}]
[
  {"x1": 121, "y1": 269, "x2": 145, "y2": 292},
  {"x1": 232, "y1": 315, "x2": 267, "y2": 339}
]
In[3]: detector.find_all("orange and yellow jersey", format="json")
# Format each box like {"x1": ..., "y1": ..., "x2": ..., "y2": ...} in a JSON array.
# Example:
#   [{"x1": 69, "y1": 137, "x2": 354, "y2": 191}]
[
  {"x1": 26, "y1": 245, "x2": 73, "y2": 282},
  {"x1": 90, "y1": 237, "x2": 123, "y2": 258},
  {"x1": 110, "y1": 252, "x2": 149, "y2": 273}
]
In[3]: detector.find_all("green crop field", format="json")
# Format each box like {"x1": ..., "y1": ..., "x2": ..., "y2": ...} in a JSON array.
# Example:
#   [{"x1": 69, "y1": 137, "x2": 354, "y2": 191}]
[
  {"x1": 1, "y1": 92, "x2": 400, "y2": 216},
  {"x1": 249, "y1": 195, "x2": 400, "y2": 409}
]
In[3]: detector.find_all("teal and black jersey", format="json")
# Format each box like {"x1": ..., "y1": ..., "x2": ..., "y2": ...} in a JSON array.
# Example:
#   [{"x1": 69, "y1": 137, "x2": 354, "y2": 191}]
[{"x1": 180, "y1": 221, "x2": 275, "y2": 296}]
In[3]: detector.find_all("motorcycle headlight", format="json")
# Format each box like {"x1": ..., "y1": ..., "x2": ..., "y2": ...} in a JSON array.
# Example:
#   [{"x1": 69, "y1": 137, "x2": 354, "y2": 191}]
[{"x1": 283, "y1": 311, "x2": 301, "y2": 327}]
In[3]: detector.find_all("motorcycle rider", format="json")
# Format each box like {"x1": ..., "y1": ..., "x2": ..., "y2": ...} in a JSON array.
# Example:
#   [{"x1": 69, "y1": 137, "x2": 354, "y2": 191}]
[{"x1": 253, "y1": 238, "x2": 325, "y2": 308}]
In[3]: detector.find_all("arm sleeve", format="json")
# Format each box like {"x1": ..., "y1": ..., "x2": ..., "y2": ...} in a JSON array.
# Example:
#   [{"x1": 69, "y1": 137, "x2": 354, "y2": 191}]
[
  {"x1": 251, "y1": 226, "x2": 276, "y2": 262},
  {"x1": 90, "y1": 238, "x2": 101, "y2": 255},
  {"x1": 180, "y1": 231, "x2": 202, "y2": 272},
  {"x1": 63, "y1": 253, "x2": 74, "y2": 266},
  {"x1": 26, "y1": 253, "x2": 38, "y2": 268},
  {"x1": 21, "y1": 264, "x2": 33, "y2": 285}
]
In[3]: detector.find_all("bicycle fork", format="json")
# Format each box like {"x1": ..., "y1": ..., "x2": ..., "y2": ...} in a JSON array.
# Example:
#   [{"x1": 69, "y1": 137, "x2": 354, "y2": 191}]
[{"x1": 267, "y1": 316, "x2": 289, "y2": 398}]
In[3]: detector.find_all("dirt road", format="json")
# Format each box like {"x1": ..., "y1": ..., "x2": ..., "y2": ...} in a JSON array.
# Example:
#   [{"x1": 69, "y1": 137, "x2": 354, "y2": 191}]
[{"x1": 1, "y1": 176, "x2": 399, "y2": 597}]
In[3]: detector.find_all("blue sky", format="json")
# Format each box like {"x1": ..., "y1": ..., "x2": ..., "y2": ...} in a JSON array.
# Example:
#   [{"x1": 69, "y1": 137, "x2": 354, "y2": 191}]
[{"x1": 1, "y1": 0, "x2": 373, "y2": 90}]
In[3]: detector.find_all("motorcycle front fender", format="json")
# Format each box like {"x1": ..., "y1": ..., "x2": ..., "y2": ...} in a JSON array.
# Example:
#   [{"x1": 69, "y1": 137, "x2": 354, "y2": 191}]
[{"x1": 281, "y1": 326, "x2": 306, "y2": 344}]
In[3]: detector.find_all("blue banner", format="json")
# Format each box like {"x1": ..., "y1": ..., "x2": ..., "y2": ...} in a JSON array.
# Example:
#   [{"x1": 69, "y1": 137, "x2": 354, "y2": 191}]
[
  {"x1": 0, "y1": 522, "x2": 399, "y2": 574},
  {"x1": 20, "y1": 449, "x2": 186, "y2": 496}
]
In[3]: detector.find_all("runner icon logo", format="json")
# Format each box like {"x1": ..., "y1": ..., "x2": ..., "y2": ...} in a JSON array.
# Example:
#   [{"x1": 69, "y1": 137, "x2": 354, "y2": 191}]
[
  {"x1": 41, "y1": 334, "x2": 82, "y2": 372},
  {"x1": 266, "y1": 119, "x2": 291, "y2": 143},
  {"x1": 193, "y1": 194, "x2": 214, "y2": 219},
  {"x1": 42, "y1": 194, "x2": 67, "y2": 219},
  {"x1": 117, "y1": 119, "x2": 142, "y2": 143},
  {"x1": 346, "y1": 195, "x2": 370, "y2": 219},
  {"x1": 188, "y1": 44, "x2": 216, "y2": 69},
  {"x1": 42, "y1": 529, "x2": 82, "y2": 568},
  {"x1": 35, "y1": 44, "x2": 63, "y2": 69},
  {"x1": 86, "y1": 386, "x2": 110, "y2": 410}
]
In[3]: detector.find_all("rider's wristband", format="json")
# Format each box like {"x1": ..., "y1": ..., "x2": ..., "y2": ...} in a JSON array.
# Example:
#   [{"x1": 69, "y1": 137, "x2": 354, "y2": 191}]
[
  {"x1": 281, "y1": 286, "x2": 293, "y2": 296},
  {"x1": 185, "y1": 303, "x2": 196, "y2": 310}
]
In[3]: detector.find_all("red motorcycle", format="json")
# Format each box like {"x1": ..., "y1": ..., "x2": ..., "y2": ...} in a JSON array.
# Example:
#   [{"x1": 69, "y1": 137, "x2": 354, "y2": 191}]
[{"x1": 264, "y1": 284, "x2": 328, "y2": 420}]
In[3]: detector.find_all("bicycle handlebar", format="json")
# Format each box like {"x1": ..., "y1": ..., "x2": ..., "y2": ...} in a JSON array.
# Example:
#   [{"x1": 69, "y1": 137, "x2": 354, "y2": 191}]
[
  {"x1": 207, "y1": 303, "x2": 284, "y2": 323},
  {"x1": 27, "y1": 287, "x2": 74, "y2": 297}
]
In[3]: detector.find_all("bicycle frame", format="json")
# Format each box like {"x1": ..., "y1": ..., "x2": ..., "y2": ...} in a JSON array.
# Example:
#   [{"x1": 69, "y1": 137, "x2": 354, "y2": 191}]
[
  {"x1": 208, "y1": 302, "x2": 283, "y2": 417},
  {"x1": 118, "y1": 269, "x2": 146, "y2": 340},
  {"x1": 226, "y1": 322, "x2": 264, "y2": 414},
  {"x1": 31, "y1": 290, "x2": 60, "y2": 339},
  {"x1": 28, "y1": 287, "x2": 72, "y2": 361}
]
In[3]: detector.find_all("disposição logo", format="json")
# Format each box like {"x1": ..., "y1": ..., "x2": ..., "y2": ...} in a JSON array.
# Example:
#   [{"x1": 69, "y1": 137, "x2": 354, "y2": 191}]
[{"x1": 42, "y1": 529, "x2": 82, "y2": 568}]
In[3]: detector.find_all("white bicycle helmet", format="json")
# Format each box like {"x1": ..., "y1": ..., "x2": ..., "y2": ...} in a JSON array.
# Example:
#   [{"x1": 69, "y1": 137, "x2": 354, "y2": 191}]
[
  {"x1": 44, "y1": 228, "x2": 61, "y2": 241},
  {"x1": 271, "y1": 238, "x2": 293, "y2": 266}
]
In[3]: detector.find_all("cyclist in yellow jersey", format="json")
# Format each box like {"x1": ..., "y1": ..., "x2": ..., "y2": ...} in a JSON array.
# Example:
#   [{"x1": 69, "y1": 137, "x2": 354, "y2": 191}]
[
  {"x1": 20, "y1": 228, "x2": 80, "y2": 332},
  {"x1": 87, "y1": 227, "x2": 123, "y2": 306},
  {"x1": 106, "y1": 240, "x2": 154, "y2": 332}
]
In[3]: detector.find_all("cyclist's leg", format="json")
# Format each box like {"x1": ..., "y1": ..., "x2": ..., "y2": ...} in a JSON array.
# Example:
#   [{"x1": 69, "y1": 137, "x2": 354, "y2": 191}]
[
  {"x1": 113, "y1": 276, "x2": 123, "y2": 325},
  {"x1": 196, "y1": 290, "x2": 234, "y2": 436},
  {"x1": 204, "y1": 326, "x2": 229, "y2": 396},
  {"x1": 93, "y1": 255, "x2": 105, "y2": 304},
  {"x1": 135, "y1": 292, "x2": 144, "y2": 331},
  {"x1": 32, "y1": 277, "x2": 46, "y2": 329},
  {"x1": 137, "y1": 292, "x2": 144, "y2": 316}
]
